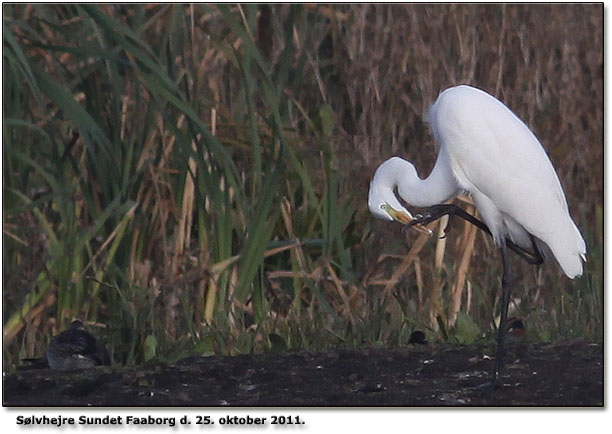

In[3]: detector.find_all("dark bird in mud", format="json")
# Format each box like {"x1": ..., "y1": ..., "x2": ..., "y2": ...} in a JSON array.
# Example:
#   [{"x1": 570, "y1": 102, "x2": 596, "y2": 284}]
[
  {"x1": 506, "y1": 317, "x2": 526, "y2": 341},
  {"x1": 408, "y1": 330, "x2": 428, "y2": 345},
  {"x1": 22, "y1": 320, "x2": 110, "y2": 370}
]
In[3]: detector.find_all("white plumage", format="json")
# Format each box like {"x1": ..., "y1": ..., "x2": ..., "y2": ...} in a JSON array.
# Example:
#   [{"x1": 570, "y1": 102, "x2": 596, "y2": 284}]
[{"x1": 368, "y1": 85, "x2": 586, "y2": 278}]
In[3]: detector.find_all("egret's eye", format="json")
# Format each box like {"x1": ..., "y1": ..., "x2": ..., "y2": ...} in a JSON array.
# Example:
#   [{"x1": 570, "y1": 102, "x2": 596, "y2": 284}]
[{"x1": 380, "y1": 204, "x2": 387, "y2": 211}]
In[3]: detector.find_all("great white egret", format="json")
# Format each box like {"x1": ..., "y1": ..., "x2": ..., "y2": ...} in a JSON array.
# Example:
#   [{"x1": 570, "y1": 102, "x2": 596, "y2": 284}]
[{"x1": 368, "y1": 85, "x2": 586, "y2": 386}]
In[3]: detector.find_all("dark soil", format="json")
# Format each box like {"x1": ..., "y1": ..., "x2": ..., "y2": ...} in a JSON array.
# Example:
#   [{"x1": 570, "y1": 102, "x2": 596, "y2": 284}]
[{"x1": 3, "y1": 340, "x2": 603, "y2": 407}]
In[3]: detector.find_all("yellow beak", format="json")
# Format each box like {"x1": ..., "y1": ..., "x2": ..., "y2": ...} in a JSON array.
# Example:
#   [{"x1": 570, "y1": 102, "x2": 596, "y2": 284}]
[
  {"x1": 387, "y1": 207, "x2": 414, "y2": 224},
  {"x1": 386, "y1": 205, "x2": 433, "y2": 236}
]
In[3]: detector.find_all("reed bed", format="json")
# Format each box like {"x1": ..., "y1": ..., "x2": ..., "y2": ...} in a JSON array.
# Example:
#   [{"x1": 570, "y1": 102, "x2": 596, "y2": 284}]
[{"x1": 3, "y1": 4, "x2": 602, "y2": 367}]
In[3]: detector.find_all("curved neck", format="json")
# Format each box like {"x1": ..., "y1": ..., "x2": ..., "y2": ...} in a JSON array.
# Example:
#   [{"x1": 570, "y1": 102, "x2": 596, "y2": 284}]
[{"x1": 394, "y1": 154, "x2": 459, "y2": 207}]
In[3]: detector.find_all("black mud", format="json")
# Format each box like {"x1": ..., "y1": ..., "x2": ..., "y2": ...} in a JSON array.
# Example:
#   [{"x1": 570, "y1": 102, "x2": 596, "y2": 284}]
[{"x1": 3, "y1": 340, "x2": 603, "y2": 406}]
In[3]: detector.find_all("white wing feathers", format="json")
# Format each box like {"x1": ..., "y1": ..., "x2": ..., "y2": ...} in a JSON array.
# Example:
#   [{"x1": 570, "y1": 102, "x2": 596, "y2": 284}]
[{"x1": 429, "y1": 86, "x2": 586, "y2": 278}]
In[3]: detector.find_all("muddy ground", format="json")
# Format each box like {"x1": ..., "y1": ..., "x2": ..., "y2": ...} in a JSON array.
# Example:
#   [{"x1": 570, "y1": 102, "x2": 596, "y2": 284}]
[{"x1": 3, "y1": 340, "x2": 603, "y2": 407}]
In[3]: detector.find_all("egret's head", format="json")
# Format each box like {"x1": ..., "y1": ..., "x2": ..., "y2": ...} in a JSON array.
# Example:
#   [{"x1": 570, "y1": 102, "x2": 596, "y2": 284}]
[
  {"x1": 368, "y1": 191, "x2": 414, "y2": 223},
  {"x1": 367, "y1": 158, "x2": 433, "y2": 236},
  {"x1": 368, "y1": 160, "x2": 414, "y2": 223}
]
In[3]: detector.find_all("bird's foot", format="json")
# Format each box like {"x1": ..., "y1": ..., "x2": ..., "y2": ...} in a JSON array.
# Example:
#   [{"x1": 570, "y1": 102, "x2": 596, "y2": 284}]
[
  {"x1": 465, "y1": 376, "x2": 502, "y2": 398},
  {"x1": 408, "y1": 207, "x2": 451, "y2": 238},
  {"x1": 408, "y1": 212, "x2": 434, "y2": 227}
]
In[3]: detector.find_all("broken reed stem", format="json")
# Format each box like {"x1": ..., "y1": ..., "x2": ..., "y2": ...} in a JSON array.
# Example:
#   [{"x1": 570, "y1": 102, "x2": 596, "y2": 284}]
[{"x1": 448, "y1": 204, "x2": 478, "y2": 327}]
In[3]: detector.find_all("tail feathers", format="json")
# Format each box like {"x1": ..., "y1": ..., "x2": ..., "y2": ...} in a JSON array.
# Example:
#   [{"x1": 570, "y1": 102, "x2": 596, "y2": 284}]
[
  {"x1": 549, "y1": 221, "x2": 587, "y2": 279},
  {"x1": 560, "y1": 254, "x2": 585, "y2": 279}
]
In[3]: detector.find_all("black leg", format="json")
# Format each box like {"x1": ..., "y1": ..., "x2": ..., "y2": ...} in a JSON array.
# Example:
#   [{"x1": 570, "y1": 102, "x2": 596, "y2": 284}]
[
  {"x1": 508, "y1": 235, "x2": 544, "y2": 266},
  {"x1": 491, "y1": 244, "x2": 512, "y2": 387},
  {"x1": 408, "y1": 204, "x2": 544, "y2": 265},
  {"x1": 406, "y1": 203, "x2": 542, "y2": 392}
]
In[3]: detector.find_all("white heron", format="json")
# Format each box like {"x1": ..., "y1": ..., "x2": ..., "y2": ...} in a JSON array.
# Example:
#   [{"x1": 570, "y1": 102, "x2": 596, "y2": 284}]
[{"x1": 368, "y1": 85, "x2": 586, "y2": 386}]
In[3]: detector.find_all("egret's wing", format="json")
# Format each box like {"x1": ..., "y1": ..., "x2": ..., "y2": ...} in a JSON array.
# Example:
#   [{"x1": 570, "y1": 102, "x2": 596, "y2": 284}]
[{"x1": 430, "y1": 86, "x2": 585, "y2": 277}]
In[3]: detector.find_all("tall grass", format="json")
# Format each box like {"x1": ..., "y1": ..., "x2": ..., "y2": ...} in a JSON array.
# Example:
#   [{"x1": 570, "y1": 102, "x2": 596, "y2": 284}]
[{"x1": 3, "y1": 4, "x2": 602, "y2": 368}]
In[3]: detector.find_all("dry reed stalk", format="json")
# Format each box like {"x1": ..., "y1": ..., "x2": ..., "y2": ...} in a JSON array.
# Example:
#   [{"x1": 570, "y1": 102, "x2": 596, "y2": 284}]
[
  {"x1": 2, "y1": 227, "x2": 28, "y2": 246},
  {"x1": 119, "y1": 95, "x2": 129, "y2": 142},
  {"x1": 207, "y1": 240, "x2": 308, "y2": 283},
  {"x1": 325, "y1": 262, "x2": 356, "y2": 324},
  {"x1": 127, "y1": 228, "x2": 141, "y2": 282},
  {"x1": 414, "y1": 257, "x2": 424, "y2": 315},
  {"x1": 204, "y1": 278, "x2": 217, "y2": 325},
  {"x1": 227, "y1": 266, "x2": 239, "y2": 331},
  {"x1": 24, "y1": 313, "x2": 42, "y2": 356},
  {"x1": 448, "y1": 204, "x2": 478, "y2": 327},
  {"x1": 203, "y1": 109, "x2": 217, "y2": 325},
  {"x1": 172, "y1": 144, "x2": 197, "y2": 271},
  {"x1": 170, "y1": 114, "x2": 191, "y2": 277},
  {"x1": 189, "y1": 4, "x2": 195, "y2": 44},
  {"x1": 349, "y1": 283, "x2": 365, "y2": 317},
  {"x1": 236, "y1": 4, "x2": 252, "y2": 37},
  {"x1": 361, "y1": 252, "x2": 406, "y2": 287},
  {"x1": 429, "y1": 215, "x2": 449, "y2": 329},
  {"x1": 466, "y1": 280, "x2": 473, "y2": 315},
  {"x1": 135, "y1": 117, "x2": 160, "y2": 173},
  {"x1": 381, "y1": 226, "x2": 434, "y2": 295}
]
